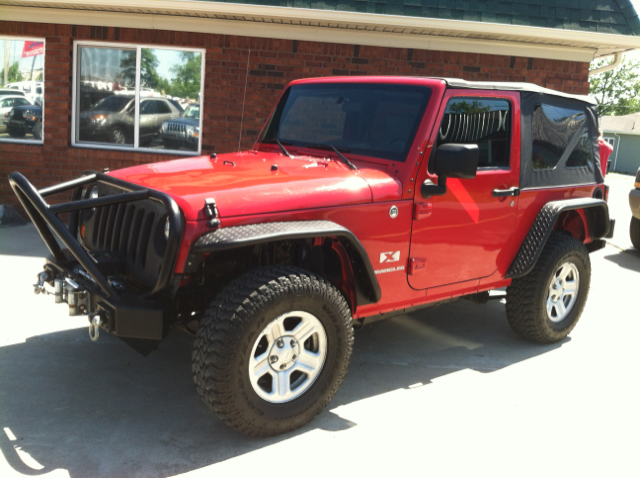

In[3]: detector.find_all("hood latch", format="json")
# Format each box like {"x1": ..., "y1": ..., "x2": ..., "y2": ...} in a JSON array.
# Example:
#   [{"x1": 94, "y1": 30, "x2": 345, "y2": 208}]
[{"x1": 204, "y1": 198, "x2": 221, "y2": 229}]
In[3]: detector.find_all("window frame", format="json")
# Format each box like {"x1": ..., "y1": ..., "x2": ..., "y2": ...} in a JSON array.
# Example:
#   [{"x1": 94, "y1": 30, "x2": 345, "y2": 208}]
[
  {"x1": 0, "y1": 35, "x2": 45, "y2": 145},
  {"x1": 435, "y1": 95, "x2": 513, "y2": 171},
  {"x1": 71, "y1": 40, "x2": 205, "y2": 155}
]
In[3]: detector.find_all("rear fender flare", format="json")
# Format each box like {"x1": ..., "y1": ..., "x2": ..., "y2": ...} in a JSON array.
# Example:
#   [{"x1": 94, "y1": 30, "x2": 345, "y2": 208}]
[
  {"x1": 185, "y1": 220, "x2": 381, "y2": 307},
  {"x1": 506, "y1": 198, "x2": 609, "y2": 279}
]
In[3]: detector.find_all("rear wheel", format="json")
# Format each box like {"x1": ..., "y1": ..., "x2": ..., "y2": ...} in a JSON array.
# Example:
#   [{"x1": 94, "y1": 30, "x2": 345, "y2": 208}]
[
  {"x1": 630, "y1": 217, "x2": 640, "y2": 251},
  {"x1": 506, "y1": 233, "x2": 591, "y2": 343},
  {"x1": 192, "y1": 266, "x2": 353, "y2": 437}
]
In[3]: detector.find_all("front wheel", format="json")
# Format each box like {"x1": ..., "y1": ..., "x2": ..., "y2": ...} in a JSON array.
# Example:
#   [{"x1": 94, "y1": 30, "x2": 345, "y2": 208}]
[
  {"x1": 192, "y1": 266, "x2": 353, "y2": 437},
  {"x1": 109, "y1": 126, "x2": 126, "y2": 144},
  {"x1": 506, "y1": 233, "x2": 591, "y2": 344},
  {"x1": 631, "y1": 217, "x2": 640, "y2": 251}
]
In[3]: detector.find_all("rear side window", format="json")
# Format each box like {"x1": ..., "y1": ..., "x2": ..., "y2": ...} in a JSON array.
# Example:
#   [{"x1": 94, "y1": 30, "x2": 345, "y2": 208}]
[
  {"x1": 156, "y1": 100, "x2": 171, "y2": 114},
  {"x1": 438, "y1": 98, "x2": 511, "y2": 168},
  {"x1": 532, "y1": 104, "x2": 592, "y2": 170}
]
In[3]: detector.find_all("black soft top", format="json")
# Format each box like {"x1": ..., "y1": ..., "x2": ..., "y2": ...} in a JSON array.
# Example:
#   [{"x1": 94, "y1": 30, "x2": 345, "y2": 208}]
[{"x1": 439, "y1": 77, "x2": 602, "y2": 189}]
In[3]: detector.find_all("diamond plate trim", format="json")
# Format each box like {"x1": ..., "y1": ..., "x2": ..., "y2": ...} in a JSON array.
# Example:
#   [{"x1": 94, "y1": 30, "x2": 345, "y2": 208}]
[
  {"x1": 506, "y1": 198, "x2": 608, "y2": 279},
  {"x1": 189, "y1": 220, "x2": 381, "y2": 303}
]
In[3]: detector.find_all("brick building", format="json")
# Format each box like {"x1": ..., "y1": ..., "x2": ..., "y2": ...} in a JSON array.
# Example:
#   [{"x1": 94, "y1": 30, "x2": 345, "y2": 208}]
[{"x1": 2, "y1": 0, "x2": 640, "y2": 209}]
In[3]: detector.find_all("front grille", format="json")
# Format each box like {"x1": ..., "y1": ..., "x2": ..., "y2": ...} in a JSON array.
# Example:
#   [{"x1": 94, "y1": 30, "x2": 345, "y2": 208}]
[
  {"x1": 81, "y1": 187, "x2": 169, "y2": 289},
  {"x1": 166, "y1": 123, "x2": 186, "y2": 135}
]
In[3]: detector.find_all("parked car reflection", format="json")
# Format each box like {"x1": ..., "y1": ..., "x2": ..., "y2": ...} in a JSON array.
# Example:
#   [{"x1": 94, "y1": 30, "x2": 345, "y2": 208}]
[
  {"x1": 1, "y1": 96, "x2": 33, "y2": 132},
  {"x1": 6, "y1": 104, "x2": 43, "y2": 140},
  {"x1": 79, "y1": 95, "x2": 181, "y2": 146},
  {"x1": 160, "y1": 103, "x2": 200, "y2": 151}
]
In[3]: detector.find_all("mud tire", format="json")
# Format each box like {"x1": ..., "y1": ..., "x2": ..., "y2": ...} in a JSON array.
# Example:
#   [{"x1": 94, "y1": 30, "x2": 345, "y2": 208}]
[
  {"x1": 506, "y1": 233, "x2": 591, "y2": 344},
  {"x1": 192, "y1": 266, "x2": 353, "y2": 437}
]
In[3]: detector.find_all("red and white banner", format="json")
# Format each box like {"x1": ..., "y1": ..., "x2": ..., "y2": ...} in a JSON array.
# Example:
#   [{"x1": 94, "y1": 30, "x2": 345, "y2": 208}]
[{"x1": 21, "y1": 41, "x2": 44, "y2": 58}]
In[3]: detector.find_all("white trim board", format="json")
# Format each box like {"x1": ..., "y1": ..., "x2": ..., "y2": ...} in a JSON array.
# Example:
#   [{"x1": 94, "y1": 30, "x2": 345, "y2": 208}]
[{"x1": 2, "y1": 4, "x2": 628, "y2": 62}]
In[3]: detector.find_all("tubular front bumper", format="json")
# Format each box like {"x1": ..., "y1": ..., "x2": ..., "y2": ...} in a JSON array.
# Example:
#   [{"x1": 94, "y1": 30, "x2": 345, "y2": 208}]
[{"x1": 8, "y1": 171, "x2": 184, "y2": 345}]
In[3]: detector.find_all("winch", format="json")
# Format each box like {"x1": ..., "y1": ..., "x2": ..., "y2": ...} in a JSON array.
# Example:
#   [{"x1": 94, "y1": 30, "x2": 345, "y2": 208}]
[{"x1": 34, "y1": 270, "x2": 98, "y2": 340}]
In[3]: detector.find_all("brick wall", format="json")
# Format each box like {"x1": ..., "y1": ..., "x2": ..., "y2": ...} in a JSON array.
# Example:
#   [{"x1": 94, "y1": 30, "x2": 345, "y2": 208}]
[{"x1": 0, "y1": 20, "x2": 591, "y2": 209}]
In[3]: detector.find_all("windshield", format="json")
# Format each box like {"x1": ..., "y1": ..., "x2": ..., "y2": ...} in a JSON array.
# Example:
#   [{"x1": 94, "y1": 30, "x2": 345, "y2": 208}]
[
  {"x1": 259, "y1": 83, "x2": 431, "y2": 162},
  {"x1": 183, "y1": 104, "x2": 200, "y2": 120},
  {"x1": 90, "y1": 95, "x2": 132, "y2": 112}
]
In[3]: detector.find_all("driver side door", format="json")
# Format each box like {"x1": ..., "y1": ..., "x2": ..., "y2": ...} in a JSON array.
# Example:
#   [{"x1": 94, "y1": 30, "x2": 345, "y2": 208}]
[{"x1": 408, "y1": 90, "x2": 521, "y2": 290}]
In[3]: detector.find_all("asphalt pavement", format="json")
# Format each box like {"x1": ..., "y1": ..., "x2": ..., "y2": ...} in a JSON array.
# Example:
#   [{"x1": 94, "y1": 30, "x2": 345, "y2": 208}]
[{"x1": 0, "y1": 173, "x2": 638, "y2": 478}]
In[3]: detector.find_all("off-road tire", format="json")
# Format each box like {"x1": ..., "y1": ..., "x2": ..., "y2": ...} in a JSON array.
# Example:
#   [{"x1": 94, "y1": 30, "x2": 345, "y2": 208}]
[
  {"x1": 506, "y1": 233, "x2": 591, "y2": 344},
  {"x1": 192, "y1": 266, "x2": 354, "y2": 437},
  {"x1": 630, "y1": 217, "x2": 640, "y2": 251}
]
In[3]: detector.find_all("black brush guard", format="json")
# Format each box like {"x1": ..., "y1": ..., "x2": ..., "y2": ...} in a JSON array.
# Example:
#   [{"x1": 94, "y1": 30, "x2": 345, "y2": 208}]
[{"x1": 8, "y1": 170, "x2": 184, "y2": 353}]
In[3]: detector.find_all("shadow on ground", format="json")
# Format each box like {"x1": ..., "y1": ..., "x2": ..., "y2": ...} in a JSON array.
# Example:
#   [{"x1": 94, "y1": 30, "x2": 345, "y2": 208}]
[
  {"x1": 0, "y1": 224, "x2": 52, "y2": 258},
  {"x1": 0, "y1": 298, "x2": 565, "y2": 477},
  {"x1": 604, "y1": 248, "x2": 640, "y2": 273}
]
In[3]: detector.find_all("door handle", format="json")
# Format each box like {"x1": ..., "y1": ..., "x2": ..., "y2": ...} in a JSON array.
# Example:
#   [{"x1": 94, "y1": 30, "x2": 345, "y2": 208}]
[{"x1": 492, "y1": 187, "x2": 520, "y2": 197}]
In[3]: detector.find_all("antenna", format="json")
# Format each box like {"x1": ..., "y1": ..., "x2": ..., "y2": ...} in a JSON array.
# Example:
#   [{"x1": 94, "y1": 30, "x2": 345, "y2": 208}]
[{"x1": 237, "y1": 49, "x2": 251, "y2": 153}]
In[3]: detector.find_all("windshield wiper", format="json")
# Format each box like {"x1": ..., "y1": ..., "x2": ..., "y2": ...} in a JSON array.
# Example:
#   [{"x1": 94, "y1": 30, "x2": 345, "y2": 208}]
[
  {"x1": 303, "y1": 144, "x2": 357, "y2": 171},
  {"x1": 276, "y1": 139, "x2": 294, "y2": 158}
]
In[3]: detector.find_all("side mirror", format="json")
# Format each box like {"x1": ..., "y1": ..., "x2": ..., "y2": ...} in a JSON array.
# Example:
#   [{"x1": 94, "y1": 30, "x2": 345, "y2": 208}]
[{"x1": 421, "y1": 143, "x2": 479, "y2": 198}]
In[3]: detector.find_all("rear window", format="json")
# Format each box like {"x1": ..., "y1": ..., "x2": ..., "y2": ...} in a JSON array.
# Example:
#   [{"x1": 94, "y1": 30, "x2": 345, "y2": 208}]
[
  {"x1": 260, "y1": 83, "x2": 431, "y2": 162},
  {"x1": 532, "y1": 104, "x2": 592, "y2": 170}
]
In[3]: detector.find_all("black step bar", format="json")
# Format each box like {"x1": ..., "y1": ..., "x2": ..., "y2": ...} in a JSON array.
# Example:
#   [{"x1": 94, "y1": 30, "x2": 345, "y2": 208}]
[{"x1": 8, "y1": 170, "x2": 184, "y2": 299}]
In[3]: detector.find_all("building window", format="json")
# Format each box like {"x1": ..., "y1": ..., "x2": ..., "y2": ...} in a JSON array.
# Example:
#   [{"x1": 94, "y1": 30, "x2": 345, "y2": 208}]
[
  {"x1": 532, "y1": 104, "x2": 593, "y2": 170},
  {"x1": 437, "y1": 97, "x2": 511, "y2": 168},
  {"x1": 1, "y1": 36, "x2": 45, "y2": 144},
  {"x1": 604, "y1": 137, "x2": 615, "y2": 148},
  {"x1": 72, "y1": 42, "x2": 204, "y2": 153}
]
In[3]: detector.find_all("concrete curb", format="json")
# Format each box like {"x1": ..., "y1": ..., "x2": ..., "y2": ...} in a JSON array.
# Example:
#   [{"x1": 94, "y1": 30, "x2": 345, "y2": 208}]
[{"x1": 0, "y1": 205, "x2": 28, "y2": 226}]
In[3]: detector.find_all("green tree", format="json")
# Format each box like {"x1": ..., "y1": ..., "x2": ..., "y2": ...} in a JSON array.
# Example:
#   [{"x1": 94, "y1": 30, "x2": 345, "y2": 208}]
[
  {"x1": 120, "y1": 49, "x2": 165, "y2": 90},
  {"x1": 34, "y1": 71, "x2": 43, "y2": 81},
  {"x1": 448, "y1": 99, "x2": 490, "y2": 114},
  {"x1": 589, "y1": 56, "x2": 640, "y2": 117},
  {"x1": 169, "y1": 52, "x2": 201, "y2": 100},
  {"x1": 0, "y1": 61, "x2": 24, "y2": 86}
]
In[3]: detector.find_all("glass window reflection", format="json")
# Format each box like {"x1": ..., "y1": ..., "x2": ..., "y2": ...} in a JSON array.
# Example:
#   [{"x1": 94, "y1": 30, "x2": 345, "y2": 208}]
[
  {"x1": 76, "y1": 46, "x2": 135, "y2": 145},
  {"x1": 1, "y1": 37, "x2": 45, "y2": 143},
  {"x1": 139, "y1": 48, "x2": 202, "y2": 152}
]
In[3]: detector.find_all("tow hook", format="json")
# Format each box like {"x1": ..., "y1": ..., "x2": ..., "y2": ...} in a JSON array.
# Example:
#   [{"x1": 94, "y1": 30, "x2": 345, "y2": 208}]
[
  {"x1": 33, "y1": 271, "x2": 50, "y2": 294},
  {"x1": 88, "y1": 313, "x2": 102, "y2": 342}
]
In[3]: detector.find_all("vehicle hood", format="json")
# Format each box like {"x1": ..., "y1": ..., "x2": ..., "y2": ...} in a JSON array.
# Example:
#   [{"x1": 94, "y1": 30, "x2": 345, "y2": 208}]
[
  {"x1": 12, "y1": 105, "x2": 41, "y2": 113},
  {"x1": 109, "y1": 151, "x2": 401, "y2": 221}
]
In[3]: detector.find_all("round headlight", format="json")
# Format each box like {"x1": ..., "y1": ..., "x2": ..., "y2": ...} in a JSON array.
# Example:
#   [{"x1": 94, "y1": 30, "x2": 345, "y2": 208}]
[
  {"x1": 89, "y1": 186, "x2": 99, "y2": 199},
  {"x1": 164, "y1": 218, "x2": 170, "y2": 240}
]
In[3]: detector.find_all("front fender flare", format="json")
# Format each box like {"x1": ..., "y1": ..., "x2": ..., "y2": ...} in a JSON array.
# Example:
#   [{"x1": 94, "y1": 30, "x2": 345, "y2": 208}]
[
  {"x1": 506, "y1": 198, "x2": 609, "y2": 279},
  {"x1": 184, "y1": 220, "x2": 381, "y2": 305}
]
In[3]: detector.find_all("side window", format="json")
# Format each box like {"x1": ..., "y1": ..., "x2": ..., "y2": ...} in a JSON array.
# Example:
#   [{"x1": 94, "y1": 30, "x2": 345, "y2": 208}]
[
  {"x1": 156, "y1": 100, "x2": 171, "y2": 114},
  {"x1": 532, "y1": 104, "x2": 592, "y2": 170},
  {"x1": 15, "y1": 98, "x2": 29, "y2": 107},
  {"x1": 140, "y1": 100, "x2": 156, "y2": 115},
  {"x1": 0, "y1": 99, "x2": 11, "y2": 108},
  {"x1": 438, "y1": 98, "x2": 511, "y2": 168}
]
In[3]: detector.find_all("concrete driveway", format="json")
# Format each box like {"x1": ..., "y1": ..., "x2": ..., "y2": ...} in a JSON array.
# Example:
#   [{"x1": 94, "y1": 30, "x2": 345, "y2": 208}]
[{"x1": 0, "y1": 174, "x2": 638, "y2": 478}]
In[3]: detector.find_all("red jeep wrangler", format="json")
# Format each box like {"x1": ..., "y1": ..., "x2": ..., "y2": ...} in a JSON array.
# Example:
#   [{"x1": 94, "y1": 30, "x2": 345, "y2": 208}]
[{"x1": 10, "y1": 76, "x2": 614, "y2": 437}]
